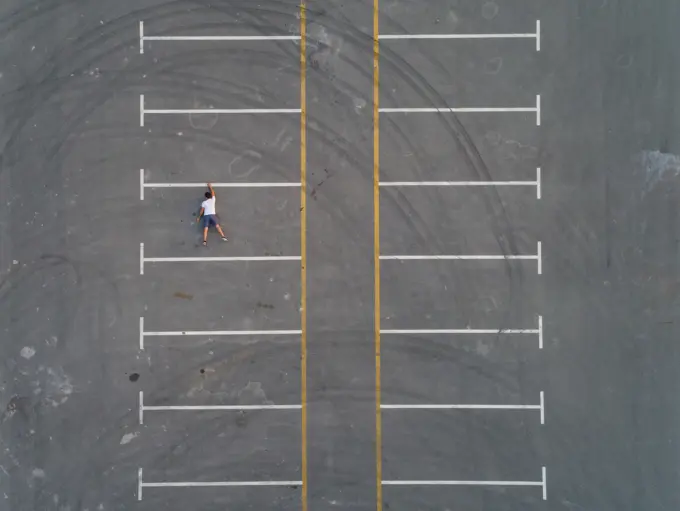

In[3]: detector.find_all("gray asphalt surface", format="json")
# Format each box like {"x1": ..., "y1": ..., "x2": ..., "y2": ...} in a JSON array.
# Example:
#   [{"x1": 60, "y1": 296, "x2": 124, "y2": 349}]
[{"x1": 1, "y1": 1, "x2": 679, "y2": 510}]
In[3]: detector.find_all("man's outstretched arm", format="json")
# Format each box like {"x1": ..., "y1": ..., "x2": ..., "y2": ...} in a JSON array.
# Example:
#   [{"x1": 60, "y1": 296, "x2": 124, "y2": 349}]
[{"x1": 208, "y1": 182, "x2": 215, "y2": 199}]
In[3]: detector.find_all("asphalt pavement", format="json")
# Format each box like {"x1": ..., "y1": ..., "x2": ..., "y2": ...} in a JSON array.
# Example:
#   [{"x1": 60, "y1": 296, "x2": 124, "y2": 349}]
[{"x1": 1, "y1": 1, "x2": 679, "y2": 510}]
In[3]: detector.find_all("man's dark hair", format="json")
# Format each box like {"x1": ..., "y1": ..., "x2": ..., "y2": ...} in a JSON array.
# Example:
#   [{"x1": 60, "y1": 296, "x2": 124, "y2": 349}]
[{"x1": 205, "y1": 191, "x2": 212, "y2": 199}]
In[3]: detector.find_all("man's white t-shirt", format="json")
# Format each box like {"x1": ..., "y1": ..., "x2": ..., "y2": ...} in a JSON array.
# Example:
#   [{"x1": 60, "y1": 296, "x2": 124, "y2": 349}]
[{"x1": 202, "y1": 196, "x2": 216, "y2": 215}]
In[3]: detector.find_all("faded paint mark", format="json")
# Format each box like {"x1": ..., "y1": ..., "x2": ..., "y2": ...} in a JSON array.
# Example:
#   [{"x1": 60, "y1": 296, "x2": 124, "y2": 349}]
[
  {"x1": 484, "y1": 57, "x2": 503, "y2": 74},
  {"x1": 639, "y1": 150, "x2": 680, "y2": 191},
  {"x1": 20, "y1": 346, "x2": 36, "y2": 359},
  {"x1": 119, "y1": 432, "x2": 139, "y2": 445},
  {"x1": 238, "y1": 381, "x2": 273, "y2": 405},
  {"x1": 39, "y1": 367, "x2": 74, "y2": 408},
  {"x1": 481, "y1": 2, "x2": 499, "y2": 19},
  {"x1": 189, "y1": 97, "x2": 218, "y2": 130}
]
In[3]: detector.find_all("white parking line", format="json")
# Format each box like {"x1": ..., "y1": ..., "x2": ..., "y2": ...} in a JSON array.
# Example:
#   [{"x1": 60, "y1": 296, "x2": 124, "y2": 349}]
[
  {"x1": 380, "y1": 20, "x2": 541, "y2": 52},
  {"x1": 138, "y1": 391, "x2": 300, "y2": 424},
  {"x1": 137, "y1": 468, "x2": 301, "y2": 500},
  {"x1": 139, "y1": 317, "x2": 301, "y2": 349},
  {"x1": 382, "y1": 466, "x2": 547, "y2": 500},
  {"x1": 380, "y1": 95, "x2": 541, "y2": 126},
  {"x1": 140, "y1": 243, "x2": 300, "y2": 274},
  {"x1": 139, "y1": 319, "x2": 300, "y2": 349},
  {"x1": 139, "y1": 21, "x2": 300, "y2": 54},
  {"x1": 139, "y1": 95, "x2": 301, "y2": 127},
  {"x1": 380, "y1": 168, "x2": 541, "y2": 199},
  {"x1": 381, "y1": 315, "x2": 544, "y2": 349},
  {"x1": 380, "y1": 241, "x2": 542, "y2": 274},
  {"x1": 140, "y1": 169, "x2": 300, "y2": 200},
  {"x1": 382, "y1": 392, "x2": 545, "y2": 424}
]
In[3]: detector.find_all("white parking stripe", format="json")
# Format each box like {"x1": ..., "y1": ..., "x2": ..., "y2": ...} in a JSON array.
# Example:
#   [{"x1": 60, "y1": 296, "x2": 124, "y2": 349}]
[
  {"x1": 540, "y1": 390, "x2": 546, "y2": 424},
  {"x1": 380, "y1": 20, "x2": 541, "y2": 52},
  {"x1": 381, "y1": 404, "x2": 538, "y2": 409},
  {"x1": 380, "y1": 95, "x2": 542, "y2": 126},
  {"x1": 380, "y1": 315, "x2": 544, "y2": 349},
  {"x1": 382, "y1": 477, "x2": 541, "y2": 486},
  {"x1": 144, "y1": 481, "x2": 303, "y2": 487},
  {"x1": 139, "y1": 95, "x2": 300, "y2": 127},
  {"x1": 380, "y1": 242, "x2": 542, "y2": 274},
  {"x1": 139, "y1": 322, "x2": 301, "y2": 349},
  {"x1": 144, "y1": 256, "x2": 301, "y2": 262},
  {"x1": 139, "y1": 21, "x2": 300, "y2": 54},
  {"x1": 380, "y1": 168, "x2": 541, "y2": 199},
  {"x1": 381, "y1": 328, "x2": 537, "y2": 333},
  {"x1": 140, "y1": 169, "x2": 300, "y2": 199},
  {"x1": 139, "y1": 322, "x2": 300, "y2": 349},
  {"x1": 381, "y1": 392, "x2": 545, "y2": 424},
  {"x1": 137, "y1": 468, "x2": 302, "y2": 500},
  {"x1": 542, "y1": 466, "x2": 547, "y2": 500},
  {"x1": 380, "y1": 107, "x2": 533, "y2": 113},
  {"x1": 140, "y1": 244, "x2": 300, "y2": 274},
  {"x1": 143, "y1": 255, "x2": 300, "y2": 264},
  {"x1": 147, "y1": 183, "x2": 300, "y2": 187},
  {"x1": 380, "y1": 33, "x2": 535, "y2": 40},
  {"x1": 147, "y1": 108, "x2": 301, "y2": 114},
  {"x1": 382, "y1": 467, "x2": 547, "y2": 500},
  {"x1": 138, "y1": 392, "x2": 301, "y2": 424},
  {"x1": 144, "y1": 329, "x2": 302, "y2": 336},
  {"x1": 147, "y1": 35, "x2": 301, "y2": 41}
]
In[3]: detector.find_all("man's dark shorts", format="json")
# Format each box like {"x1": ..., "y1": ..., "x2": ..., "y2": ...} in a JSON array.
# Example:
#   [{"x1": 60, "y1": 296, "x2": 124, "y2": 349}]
[{"x1": 202, "y1": 214, "x2": 218, "y2": 228}]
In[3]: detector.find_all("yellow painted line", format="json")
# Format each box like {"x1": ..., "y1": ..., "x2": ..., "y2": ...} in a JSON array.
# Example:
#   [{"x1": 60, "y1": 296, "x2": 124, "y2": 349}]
[
  {"x1": 373, "y1": 0, "x2": 382, "y2": 509},
  {"x1": 299, "y1": 3, "x2": 308, "y2": 511}
]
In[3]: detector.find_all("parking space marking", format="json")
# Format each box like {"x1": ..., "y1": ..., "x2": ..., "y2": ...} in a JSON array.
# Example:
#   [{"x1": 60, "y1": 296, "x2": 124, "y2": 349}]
[
  {"x1": 375, "y1": 4, "x2": 546, "y2": 508},
  {"x1": 139, "y1": 21, "x2": 300, "y2": 54},
  {"x1": 381, "y1": 315, "x2": 544, "y2": 349},
  {"x1": 380, "y1": 168, "x2": 541, "y2": 199},
  {"x1": 382, "y1": 391, "x2": 545, "y2": 425},
  {"x1": 380, "y1": 20, "x2": 541, "y2": 52},
  {"x1": 138, "y1": 4, "x2": 307, "y2": 505},
  {"x1": 380, "y1": 95, "x2": 541, "y2": 126},
  {"x1": 140, "y1": 243, "x2": 300, "y2": 274},
  {"x1": 139, "y1": 392, "x2": 300, "y2": 424},
  {"x1": 140, "y1": 170, "x2": 300, "y2": 200},
  {"x1": 383, "y1": 466, "x2": 547, "y2": 500},
  {"x1": 139, "y1": 317, "x2": 301, "y2": 349},
  {"x1": 139, "y1": 95, "x2": 301, "y2": 127},
  {"x1": 380, "y1": 241, "x2": 542, "y2": 275},
  {"x1": 137, "y1": 468, "x2": 302, "y2": 501}
]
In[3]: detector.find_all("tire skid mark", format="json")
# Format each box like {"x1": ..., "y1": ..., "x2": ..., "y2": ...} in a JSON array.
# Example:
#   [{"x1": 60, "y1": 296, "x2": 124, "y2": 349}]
[
  {"x1": 3, "y1": 1, "x2": 307, "y2": 506},
  {"x1": 377, "y1": 11, "x2": 524, "y2": 238},
  {"x1": 3, "y1": 0, "x2": 368, "y2": 173},
  {"x1": 2, "y1": 2, "x2": 211, "y2": 173},
  {"x1": 0, "y1": 0, "x2": 81, "y2": 36},
  {"x1": 376, "y1": 35, "x2": 527, "y2": 326},
  {"x1": 378, "y1": 44, "x2": 522, "y2": 258}
]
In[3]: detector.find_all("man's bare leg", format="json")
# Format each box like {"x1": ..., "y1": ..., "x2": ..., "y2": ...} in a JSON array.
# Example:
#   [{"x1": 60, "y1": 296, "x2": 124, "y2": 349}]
[
  {"x1": 203, "y1": 227, "x2": 209, "y2": 244},
  {"x1": 216, "y1": 224, "x2": 228, "y2": 240}
]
